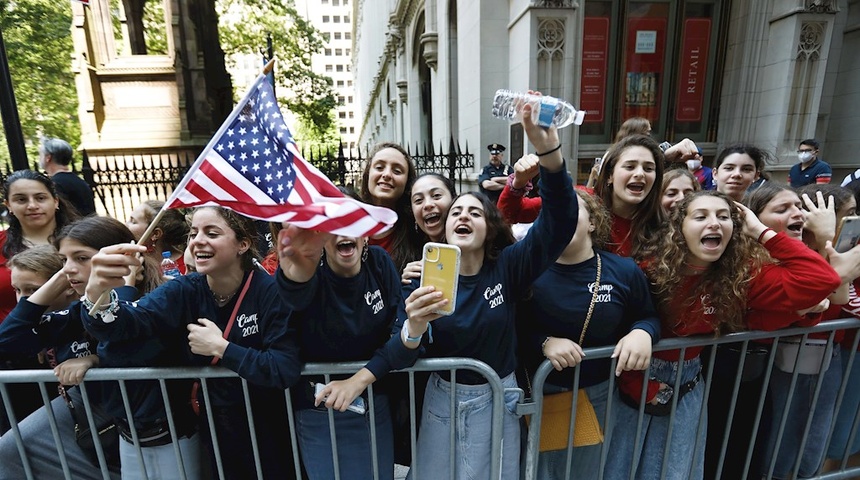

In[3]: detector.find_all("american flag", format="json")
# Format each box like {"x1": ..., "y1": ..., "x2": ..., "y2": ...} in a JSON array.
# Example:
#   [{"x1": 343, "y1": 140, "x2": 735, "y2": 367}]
[{"x1": 166, "y1": 74, "x2": 396, "y2": 237}]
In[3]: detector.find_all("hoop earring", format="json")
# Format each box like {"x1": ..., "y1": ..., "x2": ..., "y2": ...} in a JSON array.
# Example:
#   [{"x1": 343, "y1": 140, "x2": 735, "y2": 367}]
[{"x1": 361, "y1": 243, "x2": 369, "y2": 263}]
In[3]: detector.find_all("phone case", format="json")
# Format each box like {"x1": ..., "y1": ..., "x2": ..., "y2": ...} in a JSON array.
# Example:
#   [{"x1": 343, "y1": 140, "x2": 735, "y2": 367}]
[
  {"x1": 314, "y1": 383, "x2": 366, "y2": 414},
  {"x1": 420, "y1": 243, "x2": 461, "y2": 316},
  {"x1": 834, "y1": 216, "x2": 860, "y2": 253}
]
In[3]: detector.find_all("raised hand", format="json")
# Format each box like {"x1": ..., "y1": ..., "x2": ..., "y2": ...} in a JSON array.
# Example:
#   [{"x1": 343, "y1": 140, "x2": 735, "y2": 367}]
[{"x1": 85, "y1": 243, "x2": 147, "y2": 304}]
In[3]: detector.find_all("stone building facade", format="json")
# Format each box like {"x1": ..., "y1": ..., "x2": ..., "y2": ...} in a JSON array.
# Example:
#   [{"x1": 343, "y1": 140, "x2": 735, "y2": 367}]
[{"x1": 354, "y1": 0, "x2": 859, "y2": 183}]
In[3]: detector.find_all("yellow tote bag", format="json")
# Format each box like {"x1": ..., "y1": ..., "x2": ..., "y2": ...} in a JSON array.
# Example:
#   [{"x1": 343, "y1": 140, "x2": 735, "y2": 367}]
[{"x1": 536, "y1": 389, "x2": 604, "y2": 452}]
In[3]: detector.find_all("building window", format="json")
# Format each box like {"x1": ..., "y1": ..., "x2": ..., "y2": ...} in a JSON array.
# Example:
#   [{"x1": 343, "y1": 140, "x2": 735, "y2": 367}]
[
  {"x1": 349, "y1": 127, "x2": 355, "y2": 134},
  {"x1": 333, "y1": 16, "x2": 341, "y2": 23},
  {"x1": 336, "y1": 65, "x2": 344, "y2": 72},
  {"x1": 322, "y1": 32, "x2": 331, "y2": 42},
  {"x1": 338, "y1": 96, "x2": 345, "y2": 105},
  {"x1": 345, "y1": 32, "x2": 351, "y2": 40},
  {"x1": 337, "y1": 80, "x2": 344, "y2": 87},
  {"x1": 325, "y1": 65, "x2": 333, "y2": 72},
  {"x1": 345, "y1": 48, "x2": 351, "y2": 56},
  {"x1": 344, "y1": 15, "x2": 350, "y2": 23},
  {"x1": 339, "y1": 112, "x2": 347, "y2": 119},
  {"x1": 347, "y1": 80, "x2": 353, "y2": 87},
  {"x1": 322, "y1": 15, "x2": 330, "y2": 23},
  {"x1": 344, "y1": 0, "x2": 349, "y2": 4},
  {"x1": 322, "y1": 0, "x2": 328, "y2": 3},
  {"x1": 349, "y1": 111, "x2": 354, "y2": 118},
  {"x1": 335, "y1": 48, "x2": 342, "y2": 56},
  {"x1": 340, "y1": 127, "x2": 347, "y2": 134},
  {"x1": 346, "y1": 64, "x2": 351, "y2": 72},
  {"x1": 333, "y1": 0, "x2": 339, "y2": 5},
  {"x1": 334, "y1": 32, "x2": 341, "y2": 40},
  {"x1": 325, "y1": 48, "x2": 332, "y2": 56},
  {"x1": 347, "y1": 96, "x2": 353, "y2": 103}
]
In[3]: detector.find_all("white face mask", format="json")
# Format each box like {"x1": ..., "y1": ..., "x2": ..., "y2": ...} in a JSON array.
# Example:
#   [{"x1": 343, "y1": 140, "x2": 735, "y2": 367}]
[
  {"x1": 798, "y1": 151, "x2": 814, "y2": 163},
  {"x1": 686, "y1": 159, "x2": 702, "y2": 171}
]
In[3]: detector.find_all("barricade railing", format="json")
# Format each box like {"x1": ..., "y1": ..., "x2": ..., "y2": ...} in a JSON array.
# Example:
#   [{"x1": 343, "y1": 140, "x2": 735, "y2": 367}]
[
  {"x1": 3, "y1": 319, "x2": 860, "y2": 480},
  {"x1": 0, "y1": 357, "x2": 505, "y2": 480},
  {"x1": 521, "y1": 317, "x2": 860, "y2": 480}
]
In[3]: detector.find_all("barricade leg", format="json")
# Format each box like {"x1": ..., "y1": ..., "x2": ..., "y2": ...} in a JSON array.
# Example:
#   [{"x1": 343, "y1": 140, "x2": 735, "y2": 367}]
[{"x1": 0, "y1": 395, "x2": 119, "y2": 480}]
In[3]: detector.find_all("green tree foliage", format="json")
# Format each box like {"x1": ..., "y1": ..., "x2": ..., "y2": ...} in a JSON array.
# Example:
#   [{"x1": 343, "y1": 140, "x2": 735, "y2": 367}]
[
  {"x1": 0, "y1": 0, "x2": 79, "y2": 171},
  {"x1": 217, "y1": 0, "x2": 337, "y2": 147}
]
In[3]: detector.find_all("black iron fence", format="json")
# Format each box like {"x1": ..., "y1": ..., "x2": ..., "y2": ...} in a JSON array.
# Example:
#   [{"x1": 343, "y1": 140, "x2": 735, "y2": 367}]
[{"x1": 0, "y1": 139, "x2": 474, "y2": 223}]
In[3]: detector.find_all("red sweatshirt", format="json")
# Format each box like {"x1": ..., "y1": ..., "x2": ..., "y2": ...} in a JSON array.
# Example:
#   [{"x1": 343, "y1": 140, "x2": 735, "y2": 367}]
[{"x1": 620, "y1": 231, "x2": 841, "y2": 402}]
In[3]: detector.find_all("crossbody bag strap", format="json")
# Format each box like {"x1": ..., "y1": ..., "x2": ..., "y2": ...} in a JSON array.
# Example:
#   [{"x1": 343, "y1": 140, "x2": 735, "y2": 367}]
[
  {"x1": 209, "y1": 270, "x2": 255, "y2": 366},
  {"x1": 578, "y1": 254, "x2": 602, "y2": 346}
]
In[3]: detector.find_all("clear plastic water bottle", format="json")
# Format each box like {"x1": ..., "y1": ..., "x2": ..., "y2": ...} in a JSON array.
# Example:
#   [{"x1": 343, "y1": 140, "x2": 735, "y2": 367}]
[
  {"x1": 491, "y1": 89, "x2": 586, "y2": 128},
  {"x1": 160, "y1": 251, "x2": 181, "y2": 278}
]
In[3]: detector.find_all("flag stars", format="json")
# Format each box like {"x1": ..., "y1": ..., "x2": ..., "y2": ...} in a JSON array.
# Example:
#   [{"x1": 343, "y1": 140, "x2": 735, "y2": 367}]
[
  {"x1": 238, "y1": 139, "x2": 246, "y2": 147},
  {"x1": 252, "y1": 163, "x2": 260, "y2": 172},
  {"x1": 240, "y1": 165, "x2": 248, "y2": 173},
  {"x1": 238, "y1": 127, "x2": 246, "y2": 135},
  {"x1": 216, "y1": 144, "x2": 224, "y2": 152},
  {"x1": 240, "y1": 152, "x2": 247, "y2": 161},
  {"x1": 277, "y1": 184, "x2": 284, "y2": 192},
  {"x1": 265, "y1": 173, "x2": 273, "y2": 182},
  {"x1": 227, "y1": 141, "x2": 234, "y2": 149},
  {"x1": 267, "y1": 187, "x2": 273, "y2": 195},
  {"x1": 228, "y1": 155, "x2": 235, "y2": 162},
  {"x1": 254, "y1": 176, "x2": 261, "y2": 184},
  {"x1": 264, "y1": 160, "x2": 271, "y2": 169},
  {"x1": 226, "y1": 129, "x2": 234, "y2": 137},
  {"x1": 263, "y1": 148, "x2": 271, "y2": 156},
  {"x1": 251, "y1": 150, "x2": 259, "y2": 159},
  {"x1": 276, "y1": 170, "x2": 283, "y2": 179},
  {"x1": 251, "y1": 138, "x2": 259, "y2": 146},
  {"x1": 251, "y1": 126, "x2": 259, "y2": 134}
]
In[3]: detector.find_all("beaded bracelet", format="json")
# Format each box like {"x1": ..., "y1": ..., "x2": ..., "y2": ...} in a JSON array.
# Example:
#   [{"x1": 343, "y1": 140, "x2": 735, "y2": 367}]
[{"x1": 536, "y1": 144, "x2": 562, "y2": 157}]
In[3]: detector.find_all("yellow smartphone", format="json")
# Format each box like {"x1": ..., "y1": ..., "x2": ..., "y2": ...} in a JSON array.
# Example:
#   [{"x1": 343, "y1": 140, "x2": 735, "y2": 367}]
[
  {"x1": 420, "y1": 243, "x2": 461, "y2": 316},
  {"x1": 834, "y1": 215, "x2": 860, "y2": 253}
]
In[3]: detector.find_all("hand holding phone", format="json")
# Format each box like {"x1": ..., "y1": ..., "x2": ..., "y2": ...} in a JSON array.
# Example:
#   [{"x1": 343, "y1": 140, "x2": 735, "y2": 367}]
[
  {"x1": 314, "y1": 382, "x2": 366, "y2": 415},
  {"x1": 834, "y1": 216, "x2": 860, "y2": 253},
  {"x1": 420, "y1": 243, "x2": 461, "y2": 316}
]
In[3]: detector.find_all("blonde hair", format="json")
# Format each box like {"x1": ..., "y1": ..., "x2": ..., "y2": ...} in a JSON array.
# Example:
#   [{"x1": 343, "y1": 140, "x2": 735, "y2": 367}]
[{"x1": 7, "y1": 244, "x2": 64, "y2": 279}]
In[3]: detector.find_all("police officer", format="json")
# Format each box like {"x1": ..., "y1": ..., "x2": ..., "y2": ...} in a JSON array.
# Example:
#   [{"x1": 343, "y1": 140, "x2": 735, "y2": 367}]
[{"x1": 478, "y1": 143, "x2": 512, "y2": 204}]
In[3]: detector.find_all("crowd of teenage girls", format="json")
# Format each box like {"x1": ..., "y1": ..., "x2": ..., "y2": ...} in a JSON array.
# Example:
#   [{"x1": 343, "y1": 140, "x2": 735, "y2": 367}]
[{"x1": 0, "y1": 103, "x2": 859, "y2": 480}]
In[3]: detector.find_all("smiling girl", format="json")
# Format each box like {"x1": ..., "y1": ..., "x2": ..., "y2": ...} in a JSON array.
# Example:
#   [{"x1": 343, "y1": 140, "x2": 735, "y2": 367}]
[
  {"x1": 0, "y1": 216, "x2": 165, "y2": 480},
  {"x1": 275, "y1": 189, "x2": 418, "y2": 480},
  {"x1": 0, "y1": 170, "x2": 79, "y2": 320},
  {"x1": 401, "y1": 95, "x2": 578, "y2": 479},
  {"x1": 83, "y1": 207, "x2": 302, "y2": 479},
  {"x1": 713, "y1": 144, "x2": 769, "y2": 202},
  {"x1": 593, "y1": 134, "x2": 665, "y2": 258},
  {"x1": 399, "y1": 173, "x2": 457, "y2": 284},
  {"x1": 360, "y1": 142, "x2": 419, "y2": 272},
  {"x1": 660, "y1": 168, "x2": 700, "y2": 214},
  {"x1": 606, "y1": 191, "x2": 841, "y2": 480}
]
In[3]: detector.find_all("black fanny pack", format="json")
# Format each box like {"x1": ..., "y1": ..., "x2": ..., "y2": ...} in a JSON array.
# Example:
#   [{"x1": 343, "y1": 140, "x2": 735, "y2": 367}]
[{"x1": 117, "y1": 419, "x2": 196, "y2": 447}]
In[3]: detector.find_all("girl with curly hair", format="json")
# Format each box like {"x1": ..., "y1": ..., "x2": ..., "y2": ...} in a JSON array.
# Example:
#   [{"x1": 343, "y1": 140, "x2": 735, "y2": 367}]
[
  {"x1": 605, "y1": 191, "x2": 841, "y2": 480},
  {"x1": 593, "y1": 134, "x2": 665, "y2": 259}
]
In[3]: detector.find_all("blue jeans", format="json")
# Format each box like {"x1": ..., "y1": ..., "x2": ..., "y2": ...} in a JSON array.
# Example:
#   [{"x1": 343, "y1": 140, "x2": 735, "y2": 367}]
[
  {"x1": 118, "y1": 433, "x2": 205, "y2": 480},
  {"x1": 761, "y1": 347, "x2": 841, "y2": 479},
  {"x1": 408, "y1": 372, "x2": 521, "y2": 480},
  {"x1": 537, "y1": 380, "x2": 615, "y2": 480},
  {"x1": 604, "y1": 356, "x2": 706, "y2": 480},
  {"x1": 296, "y1": 393, "x2": 394, "y2": 480},
  {"x1": 828, "y1": 347, "x2": 860, "y2": 459}
]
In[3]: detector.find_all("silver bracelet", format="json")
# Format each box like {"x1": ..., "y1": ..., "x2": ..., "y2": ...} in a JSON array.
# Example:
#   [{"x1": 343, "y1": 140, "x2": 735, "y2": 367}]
[{"x1": 81, "y1": 290, "x2": 120, "y2": 323}]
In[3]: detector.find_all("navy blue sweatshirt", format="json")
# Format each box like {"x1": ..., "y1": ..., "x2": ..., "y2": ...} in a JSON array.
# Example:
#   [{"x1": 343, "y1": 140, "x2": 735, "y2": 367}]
[
  {"x1": 277, "y1": 246, "x2": 418, "y2": 409},
  {"x1": 398, "y1": 164, "x2": 578, "y2": 384},
  {"x1": 518, "y1": 251, "x2": 661, "y2": 389},
  {"x1": 82, "y1": 271, "x2": 301, "y2": 412},
  {"x1": 0, "y1": 286, "x2": 139, "y2": 363}
]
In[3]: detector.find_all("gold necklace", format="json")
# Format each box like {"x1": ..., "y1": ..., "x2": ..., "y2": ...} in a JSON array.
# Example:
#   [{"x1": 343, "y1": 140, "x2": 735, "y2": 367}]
[{"x1": 212, "y1": 289, "x2": 238, "y2": 306}]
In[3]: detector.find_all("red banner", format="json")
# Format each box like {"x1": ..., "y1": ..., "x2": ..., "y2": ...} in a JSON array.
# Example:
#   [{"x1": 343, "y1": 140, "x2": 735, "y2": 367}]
[
  {"x1": 580, "y1": 17, "x2": 610, "y2": 124},
  {"x1": 623, "y1": 17, "x2": 667, "y2": 123},
  {"x1": 675, "y1": 18, "x2": 711, "y2": 122}
]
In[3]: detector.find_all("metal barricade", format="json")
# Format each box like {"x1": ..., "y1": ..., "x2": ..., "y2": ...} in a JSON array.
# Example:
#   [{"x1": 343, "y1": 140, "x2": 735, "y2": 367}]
[
  {"x1": 520, "y1": 317, "x2": 860, "y2": 480},
  {"x1": 0, "y1": 358, "x2": 506, "y2": 480}
]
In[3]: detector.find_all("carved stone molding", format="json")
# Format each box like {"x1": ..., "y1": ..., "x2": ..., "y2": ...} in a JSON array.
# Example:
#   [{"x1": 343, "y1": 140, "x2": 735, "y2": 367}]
[
  {"x1": 534, "y1": 0, "x2": 577, "y2": 8},
  {"x1": 537, "y1": 18, "x2": 565, "y2": 60},
  {"x1": 397, "y1": 80, "x2": 409, "y2": 103},
  {"x1": 805, "y1": 0, "x2": 839, "y2": 14},
  {"x1": 420, "y1": 32, "x2": 439, "y2": 70},
  {"x1": 797, "y1": 22, "x2": 825, "y2": 60}
]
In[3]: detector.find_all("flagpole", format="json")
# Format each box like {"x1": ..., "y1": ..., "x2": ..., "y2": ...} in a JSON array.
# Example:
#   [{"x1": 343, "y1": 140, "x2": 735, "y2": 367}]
[{"x1": 87, "y1": 61, "x2": 278, "y2": 315}]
